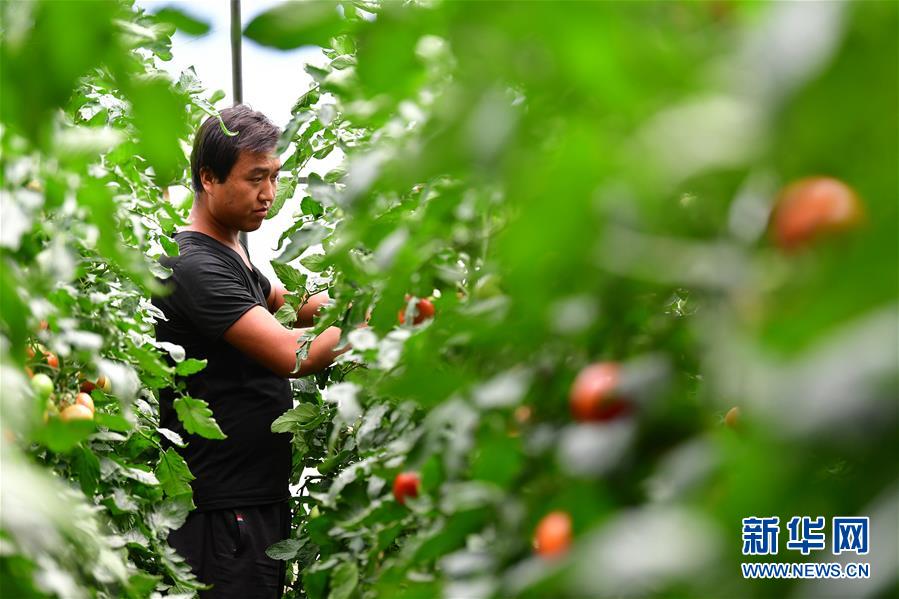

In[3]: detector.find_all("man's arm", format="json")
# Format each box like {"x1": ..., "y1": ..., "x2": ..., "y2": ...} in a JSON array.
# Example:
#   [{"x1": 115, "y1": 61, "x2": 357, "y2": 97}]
[
  {"x1": 267, "y1": 285, "x2": 330, "y2": 328},
  {"x1": 224, "y1": 305, "x2": 347, "y2": 377}
]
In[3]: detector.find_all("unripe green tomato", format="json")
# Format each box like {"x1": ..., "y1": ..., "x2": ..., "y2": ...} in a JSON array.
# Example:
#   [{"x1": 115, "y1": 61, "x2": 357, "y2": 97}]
[{"x1": 30, "y1": 373, "x2": 54, "y2": 399}]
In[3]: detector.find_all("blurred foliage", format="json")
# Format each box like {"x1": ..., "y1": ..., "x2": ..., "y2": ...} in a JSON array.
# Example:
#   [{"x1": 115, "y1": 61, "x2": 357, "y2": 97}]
[
  {"x1": 1, "y1": 1, "x2": 896, "y2": 598},
  {"x1": 248, "y1": 1, "x2": 898, "y2": 598},
  {"x1": 1, "y1": 1, "x2": 228, "y2": 596}
]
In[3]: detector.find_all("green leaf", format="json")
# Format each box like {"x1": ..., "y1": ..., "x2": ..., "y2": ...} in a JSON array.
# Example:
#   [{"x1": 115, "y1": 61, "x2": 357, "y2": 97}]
[
  {"x1": 268, "y1": 175, "x2": 298, "y2": 220},
  {"x1": 105, "y1": 457, "x2": 161, "y2": 486},
  {"x1": 93, "y1": 412, "x2": 133, "y2": 432},
  {"x1": 313, "y1": 143, "x2": 335, "y2": 159},
  {"x1": 157, "y1": 427, "x2": 187, "y2": 448},
  {"x1": 281, "y1": 150, "x2": 298, "y2": 171},
  {"x1": 271, "y1": 403, "x2": 320, "y2": 434},
  {"x1": 33, "y1": 418, "x2": 95, "y2": 453},
  {"x1": 330, "y1": 55, "x2": 356, "y2": 70},
  {"x1": 278, "y1": 222, "x2": 332, "y2": 263},
  {"x1": 271, "y1": 261, "x2": 308, "y2": 293},
  {"x1": 148, "y1": 494, "x2": 194, "y2": 536},
  {"x1": 209, "y1": 89, "x2": 226, "y2": 104},
  {"x1": 174, "y1": 396, "x2": 226, "y2": 440},
  {"x1": 304, "y1": 64, "x2": 330, "y2": 84},
  {"x1": 304, "y1": 558, "x2": 333, "y2": 599},
  {"x1": 324, "y1": 168, "x2": 345, "y2": 183},
  {"x1": 306, "y1": 173, "x2": 339, "y2": 207},
  {"x1": 301, "y1": 196, "x2": 324, "y2": 218},
  {"x1": 126, "y1": 338, "x2": 174, "y2": 382},
  {"x1": 266, "y1": 537, "x2": 307, "y2": 561},
  {"x1": 292, "y1": 88, "x2": 321, "y2": 114},
  {"x1": 274, "y1": 303, "x2": 297, "y2": 327},
  {"x1": 0, "y1": 261, "x2": 28, "y2": 358},
  {"x1": 244, "y1": 2, "x2": 345, "y2": 50},
  {"x1": 159, "y1": 234, "x2": 180, "y2": 257},
  {"x1": 127, "y1": 572, "x2": 162, "y2": 597},
  {"x1": 277, "y1": 112, "x2": 312, "y2": 155},
  {"x1": 470, "y1": 434, "x2": 523, "y2": 487},
  {"x1": 299, "y1": 253, "x2": 329, "y2": 273},
  {"x1": 153, "y1": 7, "x2": 211, "y2": 36},
  {"x1": 73, "y1": 445, "x2": 101, "y2": 496},
  {"x1": 330, "y1": 34, "x2": 355, "y2": 56},
  {"x1": 175, "y1": 358, "x2": 207, "y2": 376},
  {"x1": 328, "y1": 561, "x2": 358, "y2": 599},
  {"x1": 127, "y1": 77, "x2": 191, "y2": 185},
  {"x1": 155, "y1": 448, "x2": 195, "y2": 497}
]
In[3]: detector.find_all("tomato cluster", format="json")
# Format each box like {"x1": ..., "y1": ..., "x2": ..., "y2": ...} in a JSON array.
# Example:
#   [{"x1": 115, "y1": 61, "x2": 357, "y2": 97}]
[{"x1": 26, "y1": 341, "x2": 111, "y2": 423}]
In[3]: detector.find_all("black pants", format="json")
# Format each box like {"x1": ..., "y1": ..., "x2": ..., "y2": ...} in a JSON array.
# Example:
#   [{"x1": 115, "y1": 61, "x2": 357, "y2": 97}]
[{"x1": 168, "y1": 501, "x2": 291, "y2": 598}]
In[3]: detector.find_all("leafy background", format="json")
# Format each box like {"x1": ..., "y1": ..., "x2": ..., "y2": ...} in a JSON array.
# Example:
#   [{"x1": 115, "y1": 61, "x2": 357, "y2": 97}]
[{"x1": 1, "y1": 1, "x2": 896, "y2": 598}]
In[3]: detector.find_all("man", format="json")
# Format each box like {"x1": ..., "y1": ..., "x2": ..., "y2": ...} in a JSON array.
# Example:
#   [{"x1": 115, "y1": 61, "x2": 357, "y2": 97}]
[{"x1": 153, "y1": 105, "x2": 345, "y2": 597}]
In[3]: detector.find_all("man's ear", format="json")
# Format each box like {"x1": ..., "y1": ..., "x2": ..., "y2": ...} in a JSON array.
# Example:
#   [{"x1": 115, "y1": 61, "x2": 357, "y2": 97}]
[{"x1": 199, "y1": 166, "x2": 218, "y2": 195}]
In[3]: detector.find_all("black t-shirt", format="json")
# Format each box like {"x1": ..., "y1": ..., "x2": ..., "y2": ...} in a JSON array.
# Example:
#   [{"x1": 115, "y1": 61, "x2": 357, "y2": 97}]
[{"x1": 152, "y1": 231, "x2": 292, "y2": 511}]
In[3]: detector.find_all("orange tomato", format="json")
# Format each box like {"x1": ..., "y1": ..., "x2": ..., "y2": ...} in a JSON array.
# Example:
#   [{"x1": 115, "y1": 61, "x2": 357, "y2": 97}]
[
  {"x1": 534, "y1": 511, "x2": 572, "y2": 558},
  {"x1": 724, "y1": 406, "x2": 740, "y2": 428},
  {"x1": 60, "y1": 404, "x2": 93, "y2": 422},
  {"x1": 75, "y1": 392, "x2": 95, "y2": 414},
  {"x1": 770, "y1": 177, "x2": 863, "y2": 251}
]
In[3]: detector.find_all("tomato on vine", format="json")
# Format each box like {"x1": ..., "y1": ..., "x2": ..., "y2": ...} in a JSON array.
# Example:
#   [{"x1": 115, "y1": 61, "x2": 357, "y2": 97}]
[
  {"x1": 392, "y1": 471, "x2": 421, "y2": 504},
  {"x1": 569, "y1": 362, "x2": 630, "y2": 422},
  {"x1": 75, "y1": 393, "x2": 95, "y2": 414},
  {"x1": 60, "y1": 404, "x2": 94, "y2": 422},
  {"x1": 30, "y1": 373, "x2": 54, "y2": 400},
  {"x1": 533, "y1": 511, "x2": 572, "y2": 558},
  {"x1": 398, "y1": 296, "x2": 435, "y2": 326},
  {"x1": 770, "y1": 177, "x2": 864, "y2": 251}
]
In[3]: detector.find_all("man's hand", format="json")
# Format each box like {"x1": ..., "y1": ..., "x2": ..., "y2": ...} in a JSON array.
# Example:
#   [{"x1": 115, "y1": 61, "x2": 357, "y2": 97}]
[
  {"x1": 223, "y1": 305, "x2": 348, "y2": 377},
  {"x1": 267, "y1": 286, "x2": 329, "y2": 328}
]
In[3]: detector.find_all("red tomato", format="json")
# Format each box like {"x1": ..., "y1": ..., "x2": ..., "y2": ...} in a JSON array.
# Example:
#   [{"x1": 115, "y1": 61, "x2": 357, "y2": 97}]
[
  {"x1": 569, "y1": 362, "x2": 630, "y2": 422},
  {"x1": 392, "y1": 471, "x2": 421, "y2": 504},
  {"x1": 534, "y1": 511, "x2": 572, "y2": 558},
  {"x1": 770, "y1": 177, "x2": 863, "y2": 251},
  {"x1": 398, "y1": 296, "x2": 435, "y2": 325}
]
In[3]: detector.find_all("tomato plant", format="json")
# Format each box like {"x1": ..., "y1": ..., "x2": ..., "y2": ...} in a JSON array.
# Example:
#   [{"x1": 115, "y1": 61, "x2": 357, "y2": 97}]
[{"x1": 1, "y1": 1, "x2": 230, "y2": 596}]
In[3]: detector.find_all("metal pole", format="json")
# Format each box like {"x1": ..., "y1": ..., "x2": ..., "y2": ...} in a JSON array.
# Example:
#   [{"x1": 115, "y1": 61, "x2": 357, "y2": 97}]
[
  {"x1": 230, "y1": 0, "x2": 243, "y2": 106},
  {"x1": 231, "y1": 0, "x2": 249, "y2": 252}
]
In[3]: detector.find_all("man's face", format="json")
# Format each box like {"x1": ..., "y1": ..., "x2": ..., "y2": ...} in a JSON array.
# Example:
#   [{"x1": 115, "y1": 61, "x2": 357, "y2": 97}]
[{"x1": 200, "y1": 150, "x2": 281, "y2": 232}]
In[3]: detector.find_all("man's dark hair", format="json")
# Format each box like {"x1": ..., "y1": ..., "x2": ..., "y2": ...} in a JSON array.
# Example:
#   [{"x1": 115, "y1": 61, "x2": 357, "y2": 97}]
[{"x1": 190, "y1": 104, "x2": 281, "y2": 193}]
